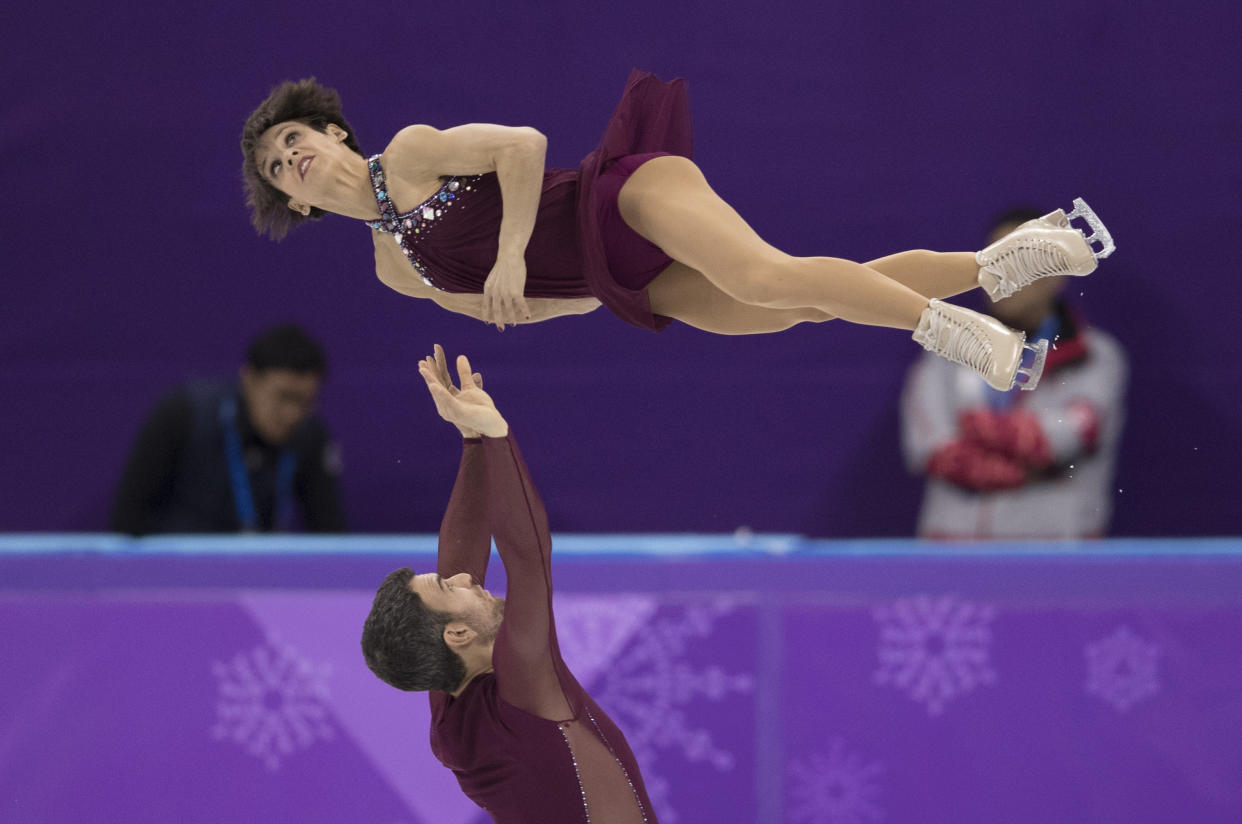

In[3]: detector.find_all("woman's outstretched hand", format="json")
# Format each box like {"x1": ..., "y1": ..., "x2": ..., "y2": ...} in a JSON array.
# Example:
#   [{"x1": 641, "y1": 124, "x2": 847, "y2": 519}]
[
  {"x1": 418, "y1": 344, "x2": 509, "y2": 438},
  {"x1": 481, "y1": 257, "x2": 531, "y2": 331}
]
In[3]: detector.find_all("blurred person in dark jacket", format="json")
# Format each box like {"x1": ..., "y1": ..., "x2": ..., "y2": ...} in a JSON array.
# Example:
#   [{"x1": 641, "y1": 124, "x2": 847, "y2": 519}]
[{"x1": 110, "y1": 324, "x2": 345, "y2": 534}]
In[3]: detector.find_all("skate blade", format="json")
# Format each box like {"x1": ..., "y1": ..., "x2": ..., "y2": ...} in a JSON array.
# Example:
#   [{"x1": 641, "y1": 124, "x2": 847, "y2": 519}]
[
  {"x1": 1066, "y1": 197, "x2": 1115, "y2": 260},
  {"x1": 1016, "y1": 339, "x2": 1049, "y2": 391}
]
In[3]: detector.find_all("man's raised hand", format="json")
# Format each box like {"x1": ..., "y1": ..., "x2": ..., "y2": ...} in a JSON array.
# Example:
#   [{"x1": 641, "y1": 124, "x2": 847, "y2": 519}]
[{"x1": 418, "y1": 345, "x2": 509, "y2": 438}]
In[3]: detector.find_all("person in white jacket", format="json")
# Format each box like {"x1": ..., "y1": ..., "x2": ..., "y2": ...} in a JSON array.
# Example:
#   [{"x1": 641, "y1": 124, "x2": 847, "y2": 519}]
[{"x1": 900, "y1": 209, "x2": 1128, "y2": 539}]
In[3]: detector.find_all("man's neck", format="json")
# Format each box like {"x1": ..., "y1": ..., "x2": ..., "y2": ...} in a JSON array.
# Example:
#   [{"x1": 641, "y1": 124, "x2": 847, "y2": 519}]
[{"x1": 449, "y1": 644, "x2": 495, "y2": 697}]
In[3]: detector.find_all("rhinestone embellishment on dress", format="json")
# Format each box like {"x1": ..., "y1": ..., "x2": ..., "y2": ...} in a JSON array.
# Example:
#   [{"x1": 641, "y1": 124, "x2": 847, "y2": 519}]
[{"x1": 363, "y1": 154, "x2": 478, "y2": 290}]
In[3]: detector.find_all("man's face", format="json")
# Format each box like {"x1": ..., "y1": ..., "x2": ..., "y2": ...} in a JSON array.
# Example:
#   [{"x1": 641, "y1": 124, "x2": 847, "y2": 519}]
[
  {"x1": 240, "y1": 366, "x2": 320, "y2": 445},
  {"x1": 409, "y1": 572, "x2": 504, "y2": 639}
]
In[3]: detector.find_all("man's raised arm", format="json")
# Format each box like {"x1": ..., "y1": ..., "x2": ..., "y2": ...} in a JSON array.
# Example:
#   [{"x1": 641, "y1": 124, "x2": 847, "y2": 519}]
[
  {"x1": 417, "y1": 348, "x2": 571, "y2": 720},
  {"x1": 421, "y1": 345, "x2": 494, "y2": 584},
  {"x1": 436, "y1": 439, "x2": 491, "y2": 584}
]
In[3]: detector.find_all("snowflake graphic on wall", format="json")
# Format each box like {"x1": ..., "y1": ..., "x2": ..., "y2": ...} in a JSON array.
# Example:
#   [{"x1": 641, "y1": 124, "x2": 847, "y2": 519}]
[
  {"x1": 873, "y1": 594, "x2": 997, "y2": 716},
  {"x1": 787, "y1": 738, "x2": 885, "y2": 824},
  {"x1": 211, "y1": 637, "x2": 334, "y2": 770},
  {"x1": 593, "y1": 599, "x2": 755, "y2": 823},
  {"x1": 1085, "y1": 625, "x2": 1161, "y2": 712},
  {"x1": 556, "y1": 594, "x2": 659, "y2": 684}
]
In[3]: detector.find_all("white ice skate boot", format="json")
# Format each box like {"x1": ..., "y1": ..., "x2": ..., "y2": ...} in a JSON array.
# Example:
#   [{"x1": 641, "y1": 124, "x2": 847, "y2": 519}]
[
  {"x1": 913, "y1": 299, "x2": 1048, "y2": 391},
  {"x1": 976, "y1": 197, "x2": 1116, "y2": 301}
]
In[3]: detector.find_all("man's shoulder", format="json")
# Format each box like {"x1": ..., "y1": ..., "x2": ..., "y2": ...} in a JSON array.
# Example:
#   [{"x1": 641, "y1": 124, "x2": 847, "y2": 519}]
[
  {"x1": 141, "y1": 378, "x2": 231, "y2": 428},
  {"x1": 428, "y1": 675, "x2": 503, "y2": 729},
  {"x1": 167, "y1": 377, "x2": 234, "y2": 407}
]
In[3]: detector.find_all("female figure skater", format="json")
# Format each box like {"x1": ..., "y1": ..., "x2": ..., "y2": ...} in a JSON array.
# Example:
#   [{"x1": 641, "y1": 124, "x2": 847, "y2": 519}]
[{"x1": 240, "y1": 71, "x2": 1113, "y2": 391}]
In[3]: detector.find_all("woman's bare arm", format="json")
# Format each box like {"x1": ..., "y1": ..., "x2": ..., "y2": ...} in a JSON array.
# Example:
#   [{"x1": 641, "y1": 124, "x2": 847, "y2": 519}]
[
  {"x1": 432, "y1": 292, "x2": 601, "y2": 324},
  {"x1": 372, "y1": 231, "x2": 599, "y2": 325},
  {"x1": 384, "y1": 124, "x2": 546, "y2": 328}
]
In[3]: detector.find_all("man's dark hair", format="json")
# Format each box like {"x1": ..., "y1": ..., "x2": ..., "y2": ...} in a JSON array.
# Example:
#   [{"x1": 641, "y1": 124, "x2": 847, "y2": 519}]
[
  {"x1": 361, "y1": 568, "x2": 467, "y2": 692},
  {"x1": 240, "y1": 78, "x2": 364, "y2": 241},
  {"x1": 245, "y1": 324, "x2": 327, "y2": 376}
]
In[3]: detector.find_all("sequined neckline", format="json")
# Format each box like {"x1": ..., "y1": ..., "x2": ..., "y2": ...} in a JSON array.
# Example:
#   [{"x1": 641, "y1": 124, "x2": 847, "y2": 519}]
[
  {"x1": 363, "y1": 154, "x2": 468, "y2": 234},
  {"x1": 363, "y1": 154, "x2": 481, "y2": 291}
]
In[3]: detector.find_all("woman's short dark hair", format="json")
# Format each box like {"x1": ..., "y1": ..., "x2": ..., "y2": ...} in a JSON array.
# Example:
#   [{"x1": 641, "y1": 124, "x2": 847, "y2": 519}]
[
  {"x1": 361, "y1": 568, "x2": 466, "y2": 692},
  {"x1": 240, "y1": 78, "x2": 364, "y2": 241}
]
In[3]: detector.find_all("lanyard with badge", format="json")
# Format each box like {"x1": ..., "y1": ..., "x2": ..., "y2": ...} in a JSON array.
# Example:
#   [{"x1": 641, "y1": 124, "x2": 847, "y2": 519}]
[{"x1": 219, "y1": 396, "x2": 297, "y2": 532}]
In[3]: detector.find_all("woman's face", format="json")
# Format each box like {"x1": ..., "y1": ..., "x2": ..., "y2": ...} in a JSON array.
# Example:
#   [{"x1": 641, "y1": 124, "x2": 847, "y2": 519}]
[{"x1": 256, "y1": 120, "x2": 350, "y2": 213}]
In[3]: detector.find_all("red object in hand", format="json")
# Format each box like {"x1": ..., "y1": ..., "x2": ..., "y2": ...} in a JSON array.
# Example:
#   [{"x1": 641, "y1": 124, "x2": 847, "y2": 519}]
[
  {"x1": 958, "y1": 408, "x2": 1051, "y2": 469},
  {"x1": 926, "y1": 440, "x2": 1028, "y2": 491}
]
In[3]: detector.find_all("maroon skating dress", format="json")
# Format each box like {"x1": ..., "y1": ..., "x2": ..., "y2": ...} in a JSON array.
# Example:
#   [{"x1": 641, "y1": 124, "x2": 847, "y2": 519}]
[
  {"x1": 429, "y1": 434, "x2": 656, "y2": 823},
  {"x1": 365, "y1": 69, "x2": 693, "y2": 331}
]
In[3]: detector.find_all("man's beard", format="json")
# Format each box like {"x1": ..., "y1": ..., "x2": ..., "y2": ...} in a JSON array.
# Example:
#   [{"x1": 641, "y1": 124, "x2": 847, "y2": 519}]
[{"x1": 475, "y1": 597, "x2": 505, "y2": 643}]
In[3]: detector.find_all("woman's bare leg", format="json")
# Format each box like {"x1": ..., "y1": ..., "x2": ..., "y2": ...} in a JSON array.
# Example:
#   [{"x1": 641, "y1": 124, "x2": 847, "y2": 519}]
[
  {"x1": 647, "y1": 262, "x2": 834, "y2": 335},
  {"x1": 863, "y1": 250, "x2": 980, "y2": 300},
  {"x1": 620, "y1": 156, "x2": 930, "y2": 331}
]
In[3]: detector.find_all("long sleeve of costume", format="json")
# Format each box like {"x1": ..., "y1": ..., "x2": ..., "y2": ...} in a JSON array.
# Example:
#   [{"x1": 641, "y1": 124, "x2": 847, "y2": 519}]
[
  {"x1": 292, "y1": 423, "x2": 347, "y2": 532},
  {"x1": 435, "y1": 439, "x2": 493, "y2": 586},
  {"x1": 481, "y1": 433, "x2": 574, "y2": 720},
  {"x1": 109, "y1": 390, "x2": 192, "y2": 535}
]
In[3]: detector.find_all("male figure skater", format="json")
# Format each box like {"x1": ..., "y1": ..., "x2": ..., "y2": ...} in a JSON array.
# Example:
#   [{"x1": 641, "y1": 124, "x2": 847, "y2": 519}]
[{"x1": 361, "y1": 346, "x2": 654, "y2": 824}]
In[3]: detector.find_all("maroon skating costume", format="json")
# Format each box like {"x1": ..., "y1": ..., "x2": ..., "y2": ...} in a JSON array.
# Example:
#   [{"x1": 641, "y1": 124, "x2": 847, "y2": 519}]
[
  {"x1": 365, "y1": 70, "x2": 692, "y2": 331},
  {"x1": 430, "y1": 434, "x2": 656, "y2": 823}
]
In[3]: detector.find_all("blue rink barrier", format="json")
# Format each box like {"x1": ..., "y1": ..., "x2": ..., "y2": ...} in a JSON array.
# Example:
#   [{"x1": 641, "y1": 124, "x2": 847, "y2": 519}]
[
  {"x1": 4, "y1": 532, "x2": 1241, "y2": 558},
  {"x1": 4, "y1": 534, "x2": 1242, "y2": 609}
]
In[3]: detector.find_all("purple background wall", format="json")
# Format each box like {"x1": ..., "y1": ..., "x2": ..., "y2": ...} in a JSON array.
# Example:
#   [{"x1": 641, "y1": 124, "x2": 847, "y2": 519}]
[{"x1": 3, "y1": 1, "x2": 1240, "y2": 534}]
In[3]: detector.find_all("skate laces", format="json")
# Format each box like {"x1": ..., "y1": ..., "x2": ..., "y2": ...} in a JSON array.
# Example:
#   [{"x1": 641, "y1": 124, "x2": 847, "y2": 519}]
[
  {"x1": 922, "y1": 310, "x2": 992, "y2": 375},
  {"x1": 983, "y1": 239, "x2": 1072, "y2": 298}
]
